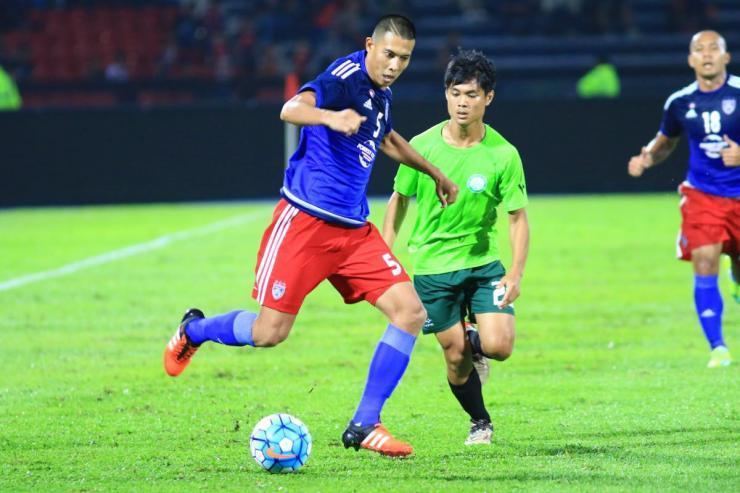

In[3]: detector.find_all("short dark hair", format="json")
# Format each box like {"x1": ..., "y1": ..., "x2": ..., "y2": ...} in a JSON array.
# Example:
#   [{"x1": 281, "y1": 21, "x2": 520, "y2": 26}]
[
  {"x1": 372, "y1": 14, "x2": 416, "y2": 40},
  {"x1": 444, "y1": 49, "x2": 496, "y2": 93}
]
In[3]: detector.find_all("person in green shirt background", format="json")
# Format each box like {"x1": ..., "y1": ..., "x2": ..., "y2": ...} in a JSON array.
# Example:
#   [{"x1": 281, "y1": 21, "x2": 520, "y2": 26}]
[
  {"x1": 383, "y1": 49, "x2": 530, "y2": 446},
  {"x1": 0, "y1": 63, "x2": 22, "y2": 110},
  {"x1": 577, "y1": 53, "x2": 621, "y2": 99}
]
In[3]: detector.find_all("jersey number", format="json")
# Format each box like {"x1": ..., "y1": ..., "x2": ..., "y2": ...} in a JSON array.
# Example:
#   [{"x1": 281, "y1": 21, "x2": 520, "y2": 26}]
[
  {"x1": 701, "y1": 110, "x2": 721, "y2": 134},
  {"x1": 382, "y1": 253, "x2": 402, "y2": 276},
  {"x1": 373, "y1": 112, "x2": 384, "y2": 138}
]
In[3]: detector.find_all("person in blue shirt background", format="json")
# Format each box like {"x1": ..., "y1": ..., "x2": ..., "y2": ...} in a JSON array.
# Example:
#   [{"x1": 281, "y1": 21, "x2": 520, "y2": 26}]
[
  {"x1": 163, "y1": 14, "x2": 458, "y2": 457},
  {"x1": 628, "y1": 30, "x2": 740, "y2": 368}
]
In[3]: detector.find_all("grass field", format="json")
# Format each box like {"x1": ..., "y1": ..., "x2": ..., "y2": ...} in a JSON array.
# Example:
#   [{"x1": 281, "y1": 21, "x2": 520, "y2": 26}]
[{"x1": 1, "y1": 195, "x2": 737, "y2": 492}]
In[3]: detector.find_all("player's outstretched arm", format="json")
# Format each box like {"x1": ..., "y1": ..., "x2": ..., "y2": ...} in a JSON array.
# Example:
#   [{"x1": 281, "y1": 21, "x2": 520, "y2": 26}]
[
  {"x1": 627, "y1": 133, "x2": 679, "y2": 177},
  {"x1": 381, "y1": 130, "x2": 459, "y2": 206},
  {"x1": 498, "y1": 208, "x2": 529, "y2": 309},
  {"x1": 382, "y1": 192, "x2": 410, "y2": 248},
  {"x1": 280, "y1": 91, "x2": 367, "y2": 136}
]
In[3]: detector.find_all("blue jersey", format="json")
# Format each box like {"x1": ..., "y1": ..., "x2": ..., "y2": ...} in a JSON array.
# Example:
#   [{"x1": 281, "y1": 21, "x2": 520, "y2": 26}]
[
  {"x1": 660, "y1": 74, "x2": 740, "y2": 198},
  {"x1": 281, "y1": 50, "x2": 394, "y2": 226}
]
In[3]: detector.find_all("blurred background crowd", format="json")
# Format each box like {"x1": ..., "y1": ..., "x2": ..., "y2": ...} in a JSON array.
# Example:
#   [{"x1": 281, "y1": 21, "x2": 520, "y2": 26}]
[{"x1": 0, "y1": 0, "x2": 737, "y2": 108}]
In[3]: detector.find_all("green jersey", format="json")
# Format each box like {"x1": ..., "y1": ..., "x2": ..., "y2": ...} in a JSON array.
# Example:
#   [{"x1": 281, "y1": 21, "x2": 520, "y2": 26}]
[{"x1": 394, "y1": 121, "x2": 527, "y2": 275}]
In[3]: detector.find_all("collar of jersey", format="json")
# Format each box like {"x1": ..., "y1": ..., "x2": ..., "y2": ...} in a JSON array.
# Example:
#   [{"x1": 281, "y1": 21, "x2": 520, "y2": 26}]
[{"x1": 361, "y1": 50, "x2": 388, "y2": 92}]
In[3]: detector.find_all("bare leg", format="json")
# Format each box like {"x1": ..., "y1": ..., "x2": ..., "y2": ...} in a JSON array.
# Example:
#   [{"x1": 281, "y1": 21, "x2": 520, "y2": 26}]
[
  {"x1": 475, "y1": 312, "x2": 515, "y2": 361},
  {"x1": 435, "y1": 322, "x2": 472, "y2": 385},
  {"x1": 373, "y1": 281, "x2": 426, "y2": 335},
  {"x1": 251, "y1": 305, "x2": 297, "y2": 347}
]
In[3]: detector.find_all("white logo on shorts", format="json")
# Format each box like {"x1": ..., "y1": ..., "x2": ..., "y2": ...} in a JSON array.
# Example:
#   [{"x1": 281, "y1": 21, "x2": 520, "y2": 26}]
[{"x1": 272, "y1": 280, "x2": 286, "y2": 300}]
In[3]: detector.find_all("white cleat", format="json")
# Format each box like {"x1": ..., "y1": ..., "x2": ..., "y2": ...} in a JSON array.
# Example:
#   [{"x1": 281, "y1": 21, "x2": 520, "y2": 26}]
[{"x1": 464, "y1": 419, "x2": 493, "y2": 445}]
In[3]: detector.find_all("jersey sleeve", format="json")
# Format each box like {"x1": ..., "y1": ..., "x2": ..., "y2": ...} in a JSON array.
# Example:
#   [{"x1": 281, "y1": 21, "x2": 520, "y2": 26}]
[
  {"x1": 393, "y1": 163, "x2": 419, "y2": 197},
  {"x1": 499, "y1": 148, "x2": 528, "y2": 212},
  {"x1": 659, "y1": 96, "x2": 683, "y2": 138},
  {"x1": 299, "y1": 70, "x2": 350, "y2": 109}
]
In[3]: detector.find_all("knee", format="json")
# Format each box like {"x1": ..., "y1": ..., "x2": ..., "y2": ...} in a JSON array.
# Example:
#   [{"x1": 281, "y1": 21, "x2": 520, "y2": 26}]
[
  {"x1": 486, "y1": 345, "x2": 513, "y2": 361},
  {"x1": 394, "y1": 302, "x2": 427, "y2": 333},
  {"x1": 445, "y1": 348, "x2": 466, "y2": 370},
  {"x1": 482, "y1": 336, "x2": 514, "y2": 361},
  {"x1": 693, "y1": 251, "x2": 720, "y2": 275},
  {"x1": 694, "y1": 259, "x2": 718, "y2": 276}
]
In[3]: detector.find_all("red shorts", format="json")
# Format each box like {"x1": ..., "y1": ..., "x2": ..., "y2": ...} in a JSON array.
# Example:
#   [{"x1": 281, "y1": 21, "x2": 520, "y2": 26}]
[
  {"x1": 251, "y1": 199, "x2": 410, "y2": 314},
  {"x1": 677, "y1": 182, "x2": 740, "y2": 261}
]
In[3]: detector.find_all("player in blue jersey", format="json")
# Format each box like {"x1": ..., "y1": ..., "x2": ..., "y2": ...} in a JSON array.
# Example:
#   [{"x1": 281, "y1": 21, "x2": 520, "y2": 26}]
[
  {"x1": 163, "y1": 15, "x2": 459, "y2": 457},
  {"x1": 628, "y1": 30, "x2": 740, "y2": 368}
]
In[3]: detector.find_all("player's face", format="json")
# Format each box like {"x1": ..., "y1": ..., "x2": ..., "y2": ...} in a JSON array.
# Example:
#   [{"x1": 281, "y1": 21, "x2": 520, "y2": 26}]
[
  {"x1": 445, "y1": 80, "x2": 494, "y2": 127},
  {"x1": 365, "y1": 32, "x2": 415, "y2": 88},
  {"x1": 688, "y1": 31, "x2": 730, "y2": 80}
]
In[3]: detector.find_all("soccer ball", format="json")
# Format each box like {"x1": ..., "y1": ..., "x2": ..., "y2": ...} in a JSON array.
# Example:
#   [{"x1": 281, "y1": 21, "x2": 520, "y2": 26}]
[{"x1": 249, "y1": 413, "x2": 312, "y2": 473}]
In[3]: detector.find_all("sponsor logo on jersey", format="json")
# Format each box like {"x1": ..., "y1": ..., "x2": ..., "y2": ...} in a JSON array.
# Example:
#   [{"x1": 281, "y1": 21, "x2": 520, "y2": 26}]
[
  {"x1": 699, "y1": 134, "x2": 727, "y2": 159},
  {"x1": 467, "y1": 174, "x2": 487, "y2": 193},
  {"x1": 272, "y1": 280, "x2": 286, "y2": 300},
  {"x1": 722, "y1": 98, "x2": 736, "y2": 115},
  {"x1": 685, "y1": 102, "x2": 697, "y2": 119},
  {"x1": 357, "y1": 140, "x2": 377, "y2": 168},
  {"x1": 363, "y1": 98, "x2": 373, "y2": 110}
]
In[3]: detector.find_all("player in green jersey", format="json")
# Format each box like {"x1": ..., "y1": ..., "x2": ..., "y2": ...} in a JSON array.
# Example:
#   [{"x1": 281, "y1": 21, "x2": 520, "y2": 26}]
[{"x1": 383, "y1": 49, "x2": 530, "y2": 445}]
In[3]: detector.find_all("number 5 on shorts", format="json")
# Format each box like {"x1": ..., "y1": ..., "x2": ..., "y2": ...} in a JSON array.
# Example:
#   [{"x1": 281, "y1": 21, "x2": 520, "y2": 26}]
[{"x1": 382, "y1": 253, "x2": 402, "y2": 276}]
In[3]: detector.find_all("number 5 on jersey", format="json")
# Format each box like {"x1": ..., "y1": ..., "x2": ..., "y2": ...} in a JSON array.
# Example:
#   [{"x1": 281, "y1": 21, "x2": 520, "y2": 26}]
[
  {"x1": 373, "y1": 112, "x2": 384, "y2": 138},
  {"x1": 382, "y1": 253, "x2": 402, "y2": 276}
]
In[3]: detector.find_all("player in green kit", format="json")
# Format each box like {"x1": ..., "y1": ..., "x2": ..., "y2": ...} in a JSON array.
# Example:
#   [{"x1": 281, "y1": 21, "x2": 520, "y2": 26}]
[{"x1": 383, "y1": 49, "x2": 530, "y2": 445}]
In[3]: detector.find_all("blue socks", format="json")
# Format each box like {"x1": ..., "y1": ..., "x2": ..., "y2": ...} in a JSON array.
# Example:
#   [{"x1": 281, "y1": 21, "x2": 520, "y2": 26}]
[
  {"x1": 352, "y1": 324, "x2": 417, "y2": 427},
  {"x1": 694, "y1": 275, "x2": 724, "y2": 349},
  {"x1": 185, "y1": 310, "x2": 256, "y2": 347}
]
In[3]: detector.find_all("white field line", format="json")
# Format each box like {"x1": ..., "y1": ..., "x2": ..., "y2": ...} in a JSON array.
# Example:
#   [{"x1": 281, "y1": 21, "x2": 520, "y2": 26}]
[{"x1": 0, "y1": 211, "x2": 265, "y2": 292}]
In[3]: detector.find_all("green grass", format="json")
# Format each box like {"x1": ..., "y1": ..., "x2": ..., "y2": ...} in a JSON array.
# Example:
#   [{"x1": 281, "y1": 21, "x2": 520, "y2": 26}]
[{"x1": 0, "y1": 195, "x2": 737, "y2": 492}]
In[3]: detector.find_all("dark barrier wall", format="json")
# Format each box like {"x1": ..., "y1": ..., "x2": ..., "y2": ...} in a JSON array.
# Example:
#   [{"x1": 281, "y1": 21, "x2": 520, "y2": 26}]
[{"x1": 1, "y1": 100, "x2": 687, "y2": 207}]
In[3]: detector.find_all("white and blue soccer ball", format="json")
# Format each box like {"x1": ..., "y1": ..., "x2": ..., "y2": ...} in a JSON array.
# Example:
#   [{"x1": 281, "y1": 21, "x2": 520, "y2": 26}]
[{"x1": 249, "y1": 413, "x2": 312, "y2": 473}]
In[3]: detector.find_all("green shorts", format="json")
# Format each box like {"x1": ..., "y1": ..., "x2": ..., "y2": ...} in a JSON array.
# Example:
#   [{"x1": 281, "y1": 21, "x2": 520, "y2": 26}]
[{"x1": 414, "y1": 261, "x2": 515, "y2": 335}]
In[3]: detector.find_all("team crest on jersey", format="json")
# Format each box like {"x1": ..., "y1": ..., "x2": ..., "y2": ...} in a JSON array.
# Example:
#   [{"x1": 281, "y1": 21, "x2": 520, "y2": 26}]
[
  {"x1": 271, "y1": 280, "x2": 286, "y2": 300},
  {"x1": 685, "y1": 102, "x2": 697, "y2": 119},
  {"x1": 357, "y1": 140, "x2": 377, "y2": 168},
  {"x1": 722, "y1": 98, "x2": 736, "y2": 115},
  {"x1": 467, "y1": 174, "x2": 487, "y2": 193}
]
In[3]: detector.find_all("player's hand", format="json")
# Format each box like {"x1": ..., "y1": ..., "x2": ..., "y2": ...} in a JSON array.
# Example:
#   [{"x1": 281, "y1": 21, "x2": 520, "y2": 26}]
[
  {"x1": 435, "y1": 174, "x2": 459, "y2": 207},
  {"x1": 627, "y1": 147, "x2": 653, "y2": 177},
  {"x1": 721, "y1": 135, "x2": 740, "y2": 167},
  {"x1": 327, "y1": 109, "x2": 367, "y2": 136},
  {"x1": 497, "y1": 273, "x2": 522, "y2": 309}
]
